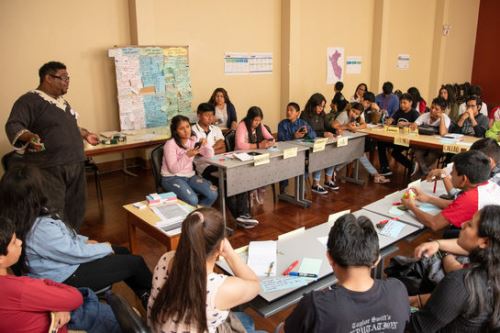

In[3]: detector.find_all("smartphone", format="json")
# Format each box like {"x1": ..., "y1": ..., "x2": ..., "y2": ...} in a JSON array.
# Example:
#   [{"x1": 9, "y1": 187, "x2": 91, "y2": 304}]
[
  {"x1": 194, "y1": 142, "x2": 202, "y2": 149},
  {"x1": 247, "y1": 151, "x2": 262, "y2": 156},
  {"x1": 298, "y1": 127, "x2": 306, "y2": 133}
]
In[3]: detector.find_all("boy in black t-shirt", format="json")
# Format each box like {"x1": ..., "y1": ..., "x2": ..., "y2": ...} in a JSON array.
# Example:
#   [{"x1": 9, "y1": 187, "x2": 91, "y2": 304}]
[
  {"x1": 378, "y1": 93, "x2": 420, "y2": 176},
  {"x1": 285, "y1": 214, "x2": 409, "y2": 333}
]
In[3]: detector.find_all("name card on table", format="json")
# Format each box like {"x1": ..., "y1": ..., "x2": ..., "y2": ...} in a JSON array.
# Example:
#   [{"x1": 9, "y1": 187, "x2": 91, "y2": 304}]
[
  {"x1": 283, "y1": 147, "x2": 298, "y2": 159},
  {"x1": 443, "y1": 144, "x2": 461, "y2": 154},
  {"x1": 336, "y1": 136, "x2": 348, "y2": 147},
  {"x1": 394, "y1": 136, "x2": 410, "y2": 147},
  {"x1": 312, "y1": 138, "x2": 328, "y2": 152},
  {"x1": 385, "y1": 125, "x2": 400, "y2": 133},
  {"x1": 254, "y1": 153, "x2": 270, "y2": 166}
]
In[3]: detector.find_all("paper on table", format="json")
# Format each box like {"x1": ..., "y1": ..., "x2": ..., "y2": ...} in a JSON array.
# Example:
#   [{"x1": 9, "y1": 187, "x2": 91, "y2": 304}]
[
  {"x1": 328, "y1": 209, "x2": 351, "y2": 225},
  {"x1": 298, "y1": 258, "x2": 322, "y2": 275},
  {"x1": 260, "y1": 276, "x2": 315, "y2": 293},
  {"x1": 388, "y1": 206, "x2": 405, "y2": 216},
  {"x1": 247, "y1": 241, "x2": 277, "y2": 277},
  {"x1": 378, "y1": 219, "x2": 405, "y2": 238}
]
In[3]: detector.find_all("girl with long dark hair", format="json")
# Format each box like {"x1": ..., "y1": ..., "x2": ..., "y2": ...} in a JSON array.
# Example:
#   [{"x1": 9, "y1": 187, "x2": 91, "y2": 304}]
[
  {"x1": 0, "y1": 164, "x2": 153, "y2": 306},
  {"x1": 439, "y1": 84, "x2": 459, "y2": 122},
  {"x1": 208, "y1": 87, "x2": 238, "y2": 130},
  {"x1": 161, "y1": 115, "x2": 218, "y2": 207},
  {"x1": 148, "y1": 208, "x2": 261, "y2": 333},
  {"x1": 409, "y1": 205, "x2": 500, "y2": 332}
]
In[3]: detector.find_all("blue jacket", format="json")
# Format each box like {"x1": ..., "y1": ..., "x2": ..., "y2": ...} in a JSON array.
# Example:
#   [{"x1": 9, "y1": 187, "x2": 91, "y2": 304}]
[
  {"x1": 25, "y1": 216, "x2": 113, "y2": 282},
  {"x1": 277, "y1": 118, "x2": 317, "y2": 141},
  {"x1": 226, "y1": 102, "x2": 238, "y2": 129},
  {"x1": 375, "y1": 93, "x2": 399, "y2": 117}
]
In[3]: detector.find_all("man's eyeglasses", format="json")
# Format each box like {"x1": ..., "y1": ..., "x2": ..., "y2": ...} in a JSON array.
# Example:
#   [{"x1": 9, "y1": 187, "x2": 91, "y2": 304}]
[{"x1": 50, "y1": 74, "x2": 70, "y2": 82}]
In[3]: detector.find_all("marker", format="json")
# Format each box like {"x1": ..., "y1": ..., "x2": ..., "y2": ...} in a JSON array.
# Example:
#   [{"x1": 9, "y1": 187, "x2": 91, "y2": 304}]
[
  {"x1": 282, "y1": 260, "x2": 299, "y2": 276},
  {"x1": 289, "y1": 272, "x2": 318, "y2": 278},
  {"x1": 433, "y1": 180, "x2": 437, "y2": 193}
]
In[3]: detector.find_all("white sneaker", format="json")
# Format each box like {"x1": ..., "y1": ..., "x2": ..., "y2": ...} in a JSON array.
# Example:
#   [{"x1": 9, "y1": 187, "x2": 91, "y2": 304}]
[{"x1": 236, "y1": 215, "x2": 259, "y2": 229}]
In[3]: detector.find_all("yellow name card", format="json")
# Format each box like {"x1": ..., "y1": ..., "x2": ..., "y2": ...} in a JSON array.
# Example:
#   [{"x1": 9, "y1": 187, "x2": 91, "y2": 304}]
[
  {"x1": 254, "y1": 153, "x2": 270, "y2": 166},
  {"x1": 336, "y1": 136, "x2": 348, "y2": 147},
  {"x1": 394, "y1": 136, "x2": 410, "y2": 147},
  {"x1": 443, "y1": 144, "x2": 461, "y2": 154},
  {"x1": 283, "y1": 147, "x2": 298, "y2": 159},
  {"x1": 385, "y1": 126, "x2": 399, "y2": 133},
  {"x1": 313, "y1": 138, "x2": 328, "y2": 152}
]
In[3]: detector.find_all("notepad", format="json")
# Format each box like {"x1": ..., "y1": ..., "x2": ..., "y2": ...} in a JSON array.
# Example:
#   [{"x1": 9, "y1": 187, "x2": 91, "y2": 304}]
[
  {"x1": 418, "y1": 203, "x2": 440, "y2": 213},
  {"x1": 388, "y1": 206, "x2": 405, "y2": 216},
  {"x1": 260, "y1": 276, "x2": 314, "y2": 293},
  {"x1": 247, "y1": 241, "x2": 277, "y2": 277},
  {"x1": 317, "y1": 236, "x2": 328, "y2": 247},
  {"x1": 298, "y1": 258, "x2": 322, "y2": 276},
  {"x1": 378, "y1": 219, "x2": 405, "y2": 238}
]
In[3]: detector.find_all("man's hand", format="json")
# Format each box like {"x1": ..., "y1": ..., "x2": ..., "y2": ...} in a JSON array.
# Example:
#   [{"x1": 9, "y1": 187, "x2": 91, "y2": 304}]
[
  {"x1": 85, "y1": 133, "x2": 99, "y2": 146},
  {"x1": 53, "y1": 312, "x2": 71, "y2": 330},
  {"x1": 409, "y1": 123, "x2": 418, "y2": 131}
]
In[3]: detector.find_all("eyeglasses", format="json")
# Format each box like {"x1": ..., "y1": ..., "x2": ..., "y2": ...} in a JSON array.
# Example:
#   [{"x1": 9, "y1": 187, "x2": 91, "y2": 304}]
[{"x1": 50, "y1": 74, "x2": 70, "y2": 82}]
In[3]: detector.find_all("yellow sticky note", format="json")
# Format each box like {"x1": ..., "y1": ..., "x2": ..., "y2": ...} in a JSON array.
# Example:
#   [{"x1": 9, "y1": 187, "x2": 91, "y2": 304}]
[
  {"x1": 394, "y1": 136, "x2": 410, "y2": 147},
  {"x1": 254, "y1": 153, "x2": 270, "y2": 166},
  {"x1": 443, "y1": 144, "x2": 461, "y2": 154},
  {"x1": 336, "y1": 136, "x2": 348, "y2": 147},
  {"x1": 312, "y1": 138, "x2": 328, "y2": 152},
  {"x1": 283, "y1": 147, "x2": 298, "y2": 159}
]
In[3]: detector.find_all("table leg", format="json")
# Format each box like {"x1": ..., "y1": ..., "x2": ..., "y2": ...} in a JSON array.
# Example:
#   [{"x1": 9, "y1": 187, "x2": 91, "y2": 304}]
[
  {"x1": 122, "y1": 152, "x2": 138, "y2": 177},
  {"x1": 341, "y1": 159, "x2": 365, "y2": 185},
  {"x1": 278, "y1": 174, "x2": 310, "y2": 207},
  {"x1": 218, "y1": 168, "x2": 234, "y2": 234},
  {"x1": 127, "y1": 212, "x2": 138, "y2": 253}
]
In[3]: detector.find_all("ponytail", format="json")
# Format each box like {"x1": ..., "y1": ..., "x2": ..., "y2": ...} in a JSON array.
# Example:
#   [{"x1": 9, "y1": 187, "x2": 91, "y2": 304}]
[{"x1": 150, "y1": 208, "x2": 225, "y2": 332}]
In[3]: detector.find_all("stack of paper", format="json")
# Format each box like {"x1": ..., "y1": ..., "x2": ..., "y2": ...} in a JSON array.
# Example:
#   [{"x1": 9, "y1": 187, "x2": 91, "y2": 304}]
[{"x1": 247, "y1": 241, "x2": 277, "y2": 277}]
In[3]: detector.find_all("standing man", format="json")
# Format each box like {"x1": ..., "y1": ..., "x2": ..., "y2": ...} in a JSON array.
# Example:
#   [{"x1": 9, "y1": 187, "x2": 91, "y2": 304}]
[{"x1": 5, "y1": 61, "x2": 99, "y2": 230}]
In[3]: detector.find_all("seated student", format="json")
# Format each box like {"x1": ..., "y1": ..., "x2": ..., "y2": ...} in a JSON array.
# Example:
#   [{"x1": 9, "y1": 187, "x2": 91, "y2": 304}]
[
  {"x1": 208, "y1": 87, "x2": 238, "y2": 130},
  {"x1": 407, "y1": 87, "x2": 427, "y2": 113},
  {"x1": 161, "y1": 114, "x2": 218, "y2": 207},
  {"x1": 235, "y1": 106, "x2": 275, "y2": 206},
  {"x1": 284, "y1": 214, "x2": 409, "y2": 333},
  {"x1": 486, "y1": 106, "x2": 500, "y2": 142},
  {"x1": 333, "y1": 81, "x2": 345, "y2": 103},
  {"x1": 361, "y1": 91, "x2": 386, "y2": 124},
  {"x1": 350, "y1": 82, "x2": 368, "y2": 103},
  {"x1": 449, "y1": 95, "x2": 489, "y2": 138},
  {"x1": 407, "y1": 205, "x2": 500, "y2": 332},
  {"x1": 333, "y1": 102, "x2": 389, "y2": 184},
  {"x1": 457, "y1": 85, "x2": 488, "y2": 117},
  {"x1": 325, "y1": 93, "x2": 348, "y2": 134},
  {"x1": 439, "y1": 84, "x2": 460, "y2": 122},
  {"x1": 378, "y1": 93, "x2": 420, "y2": 176},
  {"x1": 191, "y1": 103, "x2": 226, "y2": 183},
  {"x1": 193, "y1": 103, "x2": 259, "y2": 228},
  {"x1": 0, "y1": 164, "x2": 153, "y2": 307},
  {"x1": 148, "y1": 208, "x2": 262, "y2": 333},
  {"x1": 0, "y1": 216, "x2": 119, "y2": 333},
  {"x1": 411, "y1": 97, "x2": 452, "y2": 176},
  {"x1": 301, "y1": 93, "x2": 339, "y2": 194},
  {"x1": 426, "y1": 138, "x2": 500, "y2": 199},
  {"x1": 375, "y1": 81, "x2": 399, "y2": 117},
  {"x1": 277, "y1": 102, "x2": 316, "y2": 193},
  {"x1": 401, "y1": 150, "x2": 500, "y2": 231}
]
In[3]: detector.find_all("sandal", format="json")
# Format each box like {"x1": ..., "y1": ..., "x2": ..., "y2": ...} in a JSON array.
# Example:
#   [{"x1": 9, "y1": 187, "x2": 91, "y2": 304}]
[{"x1": 374, "y1": 175, "x2": 390, "y2": 184}]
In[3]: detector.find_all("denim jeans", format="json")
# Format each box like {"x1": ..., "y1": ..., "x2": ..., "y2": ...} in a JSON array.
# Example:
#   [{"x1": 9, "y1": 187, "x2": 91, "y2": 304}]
[
  {"x1": 312, "y1": 167, "x2": 334, "y2": 182},
  {"x1": 161, "y1": 175, "x2": 218, "y2": 206}
]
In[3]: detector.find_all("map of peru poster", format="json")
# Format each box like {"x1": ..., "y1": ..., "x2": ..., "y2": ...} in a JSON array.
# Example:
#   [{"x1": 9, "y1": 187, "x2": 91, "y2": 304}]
[{"x1": 326, "y1": 47, "x2": 344, "y2": 84}]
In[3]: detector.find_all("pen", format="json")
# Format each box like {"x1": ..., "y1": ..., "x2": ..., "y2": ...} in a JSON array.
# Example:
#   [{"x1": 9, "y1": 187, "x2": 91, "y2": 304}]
[
  {"x1": 282, "y1": 260, "x2": 299, "y2": 276},
  {"x1": 288, "y1": 272, "x2": 318, "y2": 278},
  {"x1": 266, "y1": 261, "x2": 274, "y2": 277},
  {"x1": 433, "y1": 179, "x2": 437, "y2": 193}
]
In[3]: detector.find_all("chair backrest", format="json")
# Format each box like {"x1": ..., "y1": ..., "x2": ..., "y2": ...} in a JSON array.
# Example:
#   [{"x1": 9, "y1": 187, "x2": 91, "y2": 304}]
[
  {"x1": 105, "y1": 292, "x2": 151, "y2": 333},
  {"x1": 150, "y1": 144, "x2": 164, "y2": 193},
  {"x1": 2, "y1": 151, "x2": 23, "y2": 172},
  {"x1": 224, "y1": 130, "x2": 236, "y2": 152}
]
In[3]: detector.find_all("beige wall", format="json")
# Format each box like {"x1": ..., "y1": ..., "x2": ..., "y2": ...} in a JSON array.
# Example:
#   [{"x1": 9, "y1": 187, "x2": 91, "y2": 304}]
[{"x1": 0, "y1": 0, "x2": 480, "y2": 169}]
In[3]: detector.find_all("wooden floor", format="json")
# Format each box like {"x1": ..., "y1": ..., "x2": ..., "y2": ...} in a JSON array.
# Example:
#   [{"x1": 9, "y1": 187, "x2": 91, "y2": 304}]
[{"x1": 81, "y1": 161, "x2": 438, "y2": 332}]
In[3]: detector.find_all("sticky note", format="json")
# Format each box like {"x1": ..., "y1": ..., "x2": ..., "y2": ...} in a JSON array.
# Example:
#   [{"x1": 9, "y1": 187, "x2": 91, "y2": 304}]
[
  {"x1": 378, "y1": 219, "x2": 405, "y2": 238},
  {"x1": 336, "y1": 136, "x2": 348, "y2": 147},
  {"x1": 298, "y1": 258, "x2": 322, "y2": 276}
]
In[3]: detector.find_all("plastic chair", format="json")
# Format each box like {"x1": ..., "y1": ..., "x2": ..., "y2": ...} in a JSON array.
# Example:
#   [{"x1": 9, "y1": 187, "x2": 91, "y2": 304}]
[
  {"x1": 150, "y1": 144, "x2": 164, "y2": 193},
  {"x1": 105, "y1": 291, "x2": 151, "y2": 333},
  {"x1": 224, "y1": 130, "x2": 236, "y2": 152}
]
